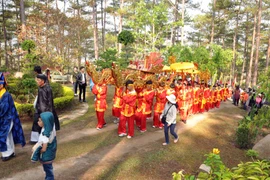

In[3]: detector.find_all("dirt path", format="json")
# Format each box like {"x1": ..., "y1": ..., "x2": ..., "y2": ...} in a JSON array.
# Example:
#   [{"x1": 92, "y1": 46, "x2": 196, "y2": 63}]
[{"x1": 3, "y1": 101, "x2": 240, "y2": 180}]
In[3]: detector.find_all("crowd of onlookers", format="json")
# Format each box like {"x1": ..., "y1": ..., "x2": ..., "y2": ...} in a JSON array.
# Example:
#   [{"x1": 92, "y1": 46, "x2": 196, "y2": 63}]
[{"x1": 232, "y1": 85, "x2": 268, "y2": 114}]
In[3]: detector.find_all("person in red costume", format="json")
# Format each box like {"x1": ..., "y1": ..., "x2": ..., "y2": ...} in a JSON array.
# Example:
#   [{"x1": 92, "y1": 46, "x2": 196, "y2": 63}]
[
  {"x1": 178, "y1": 82, "x2": 189, "y2": 124},
  {"x1": 167, "y1": 83, "x2": 176, "y2": 96},
  {"x1": 153, "y1": 82, "x2": 167, "y2": 129},
  {"x1": 134, "y1": 86, "x2": 144, "y2": 129},
  {"x1": 118, "y1": 80, "x2": 137, "y2": 138},
  {"x1": 92, "y1": 80, "x2": 108, "y2": 130},
  {"x1": 192, "y1": 82, "x2": 200, "y2": 114},
  {"x1": 140, "y1": 80, "x2": 155, "y2": 132},
  {"x1": 204, "y1": 84, "x2": 211, "y2": 112},
  {"x1": 224, "y1": 84, "x2": 229, "y2": 101},
  {"x1": 112, "y1": 87, "x2": 123, "y2": 124},
  {"x1": 187, "y1": 83, "x2": 193, "y2": 116},
  {"x1": 215, "y1": 84, "x2": 222, "y2": 108},
  {"x1": 198, "y1": 83, "x2": 205, "y2": 113}
]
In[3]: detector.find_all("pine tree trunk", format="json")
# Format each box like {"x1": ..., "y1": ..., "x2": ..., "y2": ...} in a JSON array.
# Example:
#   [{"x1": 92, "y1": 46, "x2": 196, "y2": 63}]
[
  {"x1": 118, "y1": 0, "x2": 124, "y2": 54},
  {"x1": 2, "y1": 0, "x2": 9, "y2": 68},
  {"x1": 93, "y1": 0, "x2": 99, "y2": 60},
  {"x1": 152, "y1": 0, "x2": 156, "y2": 51},
  {"x1": 181, "y1": 0, "x2": 185, "y2": 46},
  {"x1": 210, "y1": 0, "x2": 216, "y2": 44},
  {"x1": 246, "y1": 14, "x2": 257, "y2": 88},
  {"x1": 252, "y1": 0, "x2": 262, "y2": 86},
  {"x1": 231, "y1": 1, "x2": 241, "y2": 85},
  {"x1": 266, "y1": 34, "x2": 270, "y2": 71},
  {"x1": 20, "y1": 0, "x2": 26, "y2": 40},
  {"x1": 77, "y1": 0, "x2": 81, "y2": 66},
  {"x1": 103, "y1": 0, "x2": 107, "y2": 51},
  {"x1": 101, "y1": 0, "x2": 104, "y2": 50},
  {"x1": 240, "y1": 13, "x2": 249, "y2": 86},
  {"x1": 171, "y1": 0, "x2": 178, "y2": 45}
]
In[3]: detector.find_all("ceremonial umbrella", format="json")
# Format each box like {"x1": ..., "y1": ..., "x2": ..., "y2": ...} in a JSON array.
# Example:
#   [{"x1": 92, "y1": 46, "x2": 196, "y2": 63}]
[
  {"x1": 183, "y1": 69, "x2": 200, "y2": 74},
  {"x1": 170, "y1": 62, "x2": 195, "y2": 71},
  {"x1": 162, "y1": 65, "x2": 171, "y2": 72}
]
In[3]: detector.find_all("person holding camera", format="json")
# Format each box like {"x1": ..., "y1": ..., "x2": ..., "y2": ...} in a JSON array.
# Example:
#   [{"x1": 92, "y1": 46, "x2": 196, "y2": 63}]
[{"x1": 160, "y1": 94, "x2": 179, "y2": 146}]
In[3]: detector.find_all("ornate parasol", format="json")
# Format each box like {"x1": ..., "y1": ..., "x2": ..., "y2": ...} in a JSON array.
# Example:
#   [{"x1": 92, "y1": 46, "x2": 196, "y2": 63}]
[{"x1": 170, "y1": 62, "x2": 195, "y2": 71}]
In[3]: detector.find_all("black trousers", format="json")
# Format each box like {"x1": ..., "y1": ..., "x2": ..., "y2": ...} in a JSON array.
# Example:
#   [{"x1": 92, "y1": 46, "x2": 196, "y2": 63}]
[
  {"x1": 79, "y1": 83, "x2": 86, "y2": 101},
  {"x1": 73, "y1": 82, "x2": 78, "y2": 94}
]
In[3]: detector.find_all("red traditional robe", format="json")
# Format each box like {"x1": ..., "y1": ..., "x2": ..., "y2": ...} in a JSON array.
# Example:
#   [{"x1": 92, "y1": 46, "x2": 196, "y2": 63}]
[
  {"x1": 224, "y1": 87, "x2": 229, "y2": 101},
  {"x1": 92, "y1": 84, "x2": 108, "y2": 129},
  {"x1": 204, "y1": 87, "x2": 210, "y2": 112},
  {"x1": 178, "y1": 89, "x2": 189, "y2": 121},
  {"x1": 215, "y1": 89, "x2": 221, "y2": 108},
  {"x1": 199, "y1": 87, "x2": 205, "y2": 113},
  {"x1": 112, "y1": 87, "x2": 123, "y2": 118},
  {"x1": 188, "y1": 87, "x2": 194, "y2": 115},
  {"x1": 140, "y1": 89, "x2": 155, "y2": 131},
  {"x1": 118, "y1": 90, "x2": 137, "y2": 137},
  {"x1": 135, "y1": 90, "x2": 144, "y2": 128},
  {"x1": 193, "y1": 87, "x2": 200, "y2": 114},
  {"x1": 153, "y1": 88, "x2": 167, "y2": 128}
]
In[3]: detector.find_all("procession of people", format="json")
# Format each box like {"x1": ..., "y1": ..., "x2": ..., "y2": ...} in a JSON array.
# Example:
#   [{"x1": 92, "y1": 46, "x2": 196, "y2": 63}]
[{"x1": 84, "y1": 62, "x2": 231, "y2": 144}]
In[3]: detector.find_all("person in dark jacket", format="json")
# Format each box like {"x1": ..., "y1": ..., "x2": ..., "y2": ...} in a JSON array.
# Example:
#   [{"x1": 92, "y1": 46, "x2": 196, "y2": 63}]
[
  {"x1": 77, "y1": 67, "x2": 87, "y2": 102},
  {"x1": 0, "y1": 72, "x2": 26, "y2": 161},
  {"x1": 30, "y1": 74, "x2": 60, "y2": 144}
]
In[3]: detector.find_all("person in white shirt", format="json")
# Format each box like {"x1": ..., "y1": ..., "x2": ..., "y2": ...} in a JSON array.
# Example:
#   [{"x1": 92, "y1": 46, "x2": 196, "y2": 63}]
[{"x1": 160, "y1": 94, "x2": 179, "y2": 146}]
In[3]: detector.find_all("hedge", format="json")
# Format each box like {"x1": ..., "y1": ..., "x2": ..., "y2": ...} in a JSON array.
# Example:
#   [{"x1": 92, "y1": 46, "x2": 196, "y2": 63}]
[{"x1": 15, "y1": 86, "x2": 74, "y2": 116}]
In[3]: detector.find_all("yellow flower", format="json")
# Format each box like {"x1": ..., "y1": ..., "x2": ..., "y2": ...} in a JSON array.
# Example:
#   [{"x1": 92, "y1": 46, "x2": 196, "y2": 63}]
[{"x1": 213, "y1": 148, "x2": 220, "y2": 154}]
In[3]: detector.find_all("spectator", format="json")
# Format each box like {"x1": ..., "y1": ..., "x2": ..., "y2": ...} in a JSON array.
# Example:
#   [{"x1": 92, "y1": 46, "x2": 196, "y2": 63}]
[
  {"x1": 233, "y1": 86, "x2": 241, "y2": 106},
  {"x1": 77, "y1": 67, "x2": 87, "y2": 103},
  {"x1": 71, "y1": 67, "x2": 79, "y2": 97}
]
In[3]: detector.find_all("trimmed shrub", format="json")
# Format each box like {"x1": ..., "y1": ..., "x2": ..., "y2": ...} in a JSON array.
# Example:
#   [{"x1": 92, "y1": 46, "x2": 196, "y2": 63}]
[
  {"x1": 63, "y1": 86, "x2": 74, "y2": 96},
  {"x1": 17, "y1": 95, "x2": 27, "y2": 103},
  {"x1": 54, "y1": 96, "x2": 74, "y2": 109},
  {"x1": 15, "y1": 103, "x2": 34, "y2": 116},
  {"x1": 51, "y1": 82, "x2": 64, "y2": 98},
  {"x1": 16, "y1": 86, "x2": 74, "y2": 116},
  {"x1": 236, "y1": 123, "x2": 251, "y2": 149}
]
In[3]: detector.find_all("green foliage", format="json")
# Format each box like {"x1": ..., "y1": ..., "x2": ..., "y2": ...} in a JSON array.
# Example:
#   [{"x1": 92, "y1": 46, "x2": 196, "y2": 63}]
[
  {"x1": 63, "y1": 86, "x2": 74, "y2": 96},
  {"x1": 21, "y1": 40, "x2": 36, "y2": 52},
  {"x1": 173, "y1": 150, "x2": 270, "y2": 180},
  {"x1": 96, "y1": 48, "x2": 118, "y2": 69},
  {"x1": 54, "y1": 96, "x2": 74, "y2": 110},
  {"x1": 258, "y1": 69, "x2": 270, "y2": 102},
  {"x1": 236, "y1": 105, "x2": 270, "y2": 149},
  {"x1": 231, "y1": 160, "x2": 270, "y2": 179},
  {"x1": 203, "y1": 152, "x2": 232, "y2": 179},
  {"x1": 254, "y1": 106, "x2": 270, "y2": 128},
  {"x1": 50, "y1": 82, "x2": 64, "y2": 98},
  {"x1": 21, "y1": 78, "x2": 37, "y2": 94},
  {"x1": 15, "y1": 103, "x2": 35, "y2": 116},
  {"x1": 17, "y1": 95, "x2": 27, "y2": 103},
  {"x1": 236, "y1": 122, "x2": 252, "y2": 149},
  {"x1": 246, "y1": 150, "x2": 259, "y2": 159},
  {"x1": 118, "y1": 30, "x2": 135, "y2": 46}
]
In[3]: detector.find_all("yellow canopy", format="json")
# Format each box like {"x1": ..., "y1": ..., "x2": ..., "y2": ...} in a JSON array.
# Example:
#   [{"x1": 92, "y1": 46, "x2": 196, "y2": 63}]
[
  {"x1": 162, "y1": 65, "x2": 171, "y2": 71},
  {"x1": 183, "y1": 69, "x2": 200, "y2": 74},
  {"x1": 170, "y1": 62, "x2": 195, "y2": 71}
]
